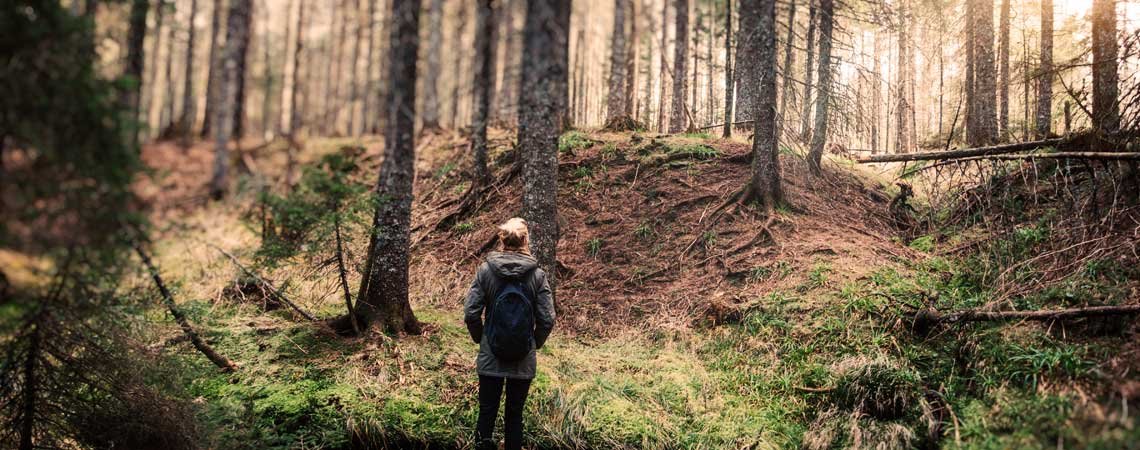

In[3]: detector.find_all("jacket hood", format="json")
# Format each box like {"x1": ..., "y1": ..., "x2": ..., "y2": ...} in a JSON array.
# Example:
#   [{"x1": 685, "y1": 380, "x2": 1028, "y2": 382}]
[{"x1": 485, "y1": 252, "x2": 538, "y2": 279}]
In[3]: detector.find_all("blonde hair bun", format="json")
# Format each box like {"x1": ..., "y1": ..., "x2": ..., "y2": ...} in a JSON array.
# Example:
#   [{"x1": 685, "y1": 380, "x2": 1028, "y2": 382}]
[{"x1": 497, "y1": 217, "x2": 529, "y2": 253}]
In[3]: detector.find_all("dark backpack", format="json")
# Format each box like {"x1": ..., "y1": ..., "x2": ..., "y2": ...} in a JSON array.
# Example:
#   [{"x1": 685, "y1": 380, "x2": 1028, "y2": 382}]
[{"x1": 485, "y1": 278, "x2": 535, "y2": 361}]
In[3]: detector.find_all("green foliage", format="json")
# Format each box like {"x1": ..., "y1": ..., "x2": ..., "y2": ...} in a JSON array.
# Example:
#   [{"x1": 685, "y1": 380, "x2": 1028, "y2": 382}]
[
  {"x1": 586, "y1": 238, "x2": 604, "y2": 258},
  {"x1": 667, "y1": 143, "x2": 719, "y2": 159},
  {"x1": 679, "y1": 132, "x2": 711, "y2": 140},
  {"x1": 452, "y1": 221, "x2": 475, "y2": 234},
  {"x1": 908, "y1": 235, "x2": 936, "y2": 252},
  {"x1": 633, "y1": 222, "x2": 656, "y2": 240},
  {"x1": 559, "y1": 131, "x2": 595, "y2": 154}
]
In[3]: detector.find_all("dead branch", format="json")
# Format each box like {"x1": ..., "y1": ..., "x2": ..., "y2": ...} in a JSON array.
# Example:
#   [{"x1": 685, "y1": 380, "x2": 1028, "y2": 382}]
[
  {"x1": 856, "y1": 137, "x2": 1068, "y2": 163},
  {"x1": 333, "y1": 214, "x2": 360, "y2": 335},
  {"x1": 134, "y1": 244, "x2": 237, "y2": 371},
  {"x1": 912, "y1": 304, "x2": 1140, "y2": 334},
  {"x1": 206, "y1": 242, "x2": 318, "y2": 321}
]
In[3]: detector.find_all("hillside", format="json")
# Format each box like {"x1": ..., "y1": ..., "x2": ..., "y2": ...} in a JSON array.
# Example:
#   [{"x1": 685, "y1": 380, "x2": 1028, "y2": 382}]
[{"x1": 128, "y1": 129, "x2": 1140, "y2": 449}]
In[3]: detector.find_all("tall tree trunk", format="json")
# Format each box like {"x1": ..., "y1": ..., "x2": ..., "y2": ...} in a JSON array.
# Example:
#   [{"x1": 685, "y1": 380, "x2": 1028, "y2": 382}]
[
  {"x1": 348, "y1": 0, "x2": 363, "y2": 135},
  {"x1": 778, "y1": 1, "x2": 796, "y2": 128},
  {"x1": 422, "y1": 0, "x2": 444, "y2": 131},
  {"x1": 277, "y1": 0, "x2": 294, "y2": 135},
  {"x1": 625, "y1": 0, "x2": 639, "y2": 118},
  {"x1": 1091, "y1": 0, "x2": 1119, "y2": 133},
  {"x1": 870, "y1": 28, "x2": 880, "y2": 153},
  {"x1": 493, "y1": 0, "x2": 522, "y2": 125},
  {"x1": 722, "y1": 0, "x2": 733, "y2": 137},
  {"x1": 894, "y1": 0, "x2": 913, "y2": 154},
  {"x1": 998, "y1": 0, "x2": 1010, "y2": 138},
  {"x1": 799, "y1": 0, "x2": 817, "y2": 142},
  {"x1": 740, "y1": 0, "x2": 782, "y2": 207},
  {"x1": 330, "y1": 0, "x2": 349, "y2": 135},
  {"x1": 964, "y1": 0, "x2": 974, "y2": 144},
  {"x1": 180, "y1": 0, "x2": 199, "y2": 141},
  {"x1": 201, "y1": 0, "x2": 224, "y2": 138},
  {"x1": 606, "y1": 0, "x2": 628, "y2": 123},
  {"x1": 968, "y1": 0, "x2": 996, "y2": 146},
  {"x1": 1036, "y1": 0, "x2": 1053, "y2": 137},
  {"x1": 657, "y1": 0, "x2": 670, "y2": 132},
  {"x1": 259, "y1": 4, "x2": 274, "y2": 139},
  {"x1": 228, "y1": 0, "x2": 253, "y2": 139},
  {"x1": 669, "y1": 0, "x2": 689, "y2": 133},
  {"x1": 689, "y1": 4, "x2": 698, "y2": 121},
  {"x1": 704, "y1": 1, "x2": 714, "y2": 126},
  {"x1": 147, "y1": 1, "x2": 167, "y2": 137},
  {"x1": 288, "y1": 0, "x2": 306, "y2": 136},
  {"x1": 571, "y1": 29, "x2": 585, "y2": 125},
  {"x1": 356, "y1": 0, "x2": 422, "y2": 336},
  {"x1": 361, "y1": 0, "x2": 378, "y2": 134},
  {"x1": 161, "y1": 0, "x2": 178, "y2": 134},
  {"x1": 735, "y1": 0, "x2": 757, "y2": 127},
  {"x1": 123, "y1": 0, "x2": 150, "y2": 148},
  {"x1": 519, "y1": 0, "x2": 569, "y2": 286},
  {"x1": 472, "y1": 0, "x2": 496, "y2": 187},
  {"x1": 210, "y1": 0, "x2": 252, "y2": 199},
  {"x1": 806, "y1": 0, "x2": 833, "y2": 174},
  {"x1": 450, "y1": 0, "x2": 469, "y2": 129}
]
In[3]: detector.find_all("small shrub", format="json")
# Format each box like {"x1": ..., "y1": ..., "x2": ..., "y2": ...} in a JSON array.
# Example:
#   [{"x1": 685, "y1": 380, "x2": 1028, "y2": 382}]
[
  {"x1": 586, "y1": 238, "x2": 604, "y2": 257},
  {"x1": 559, "y1": 131, "x2": 594, "y2": 154},
  {"x1": 452, "y1": 222, "x2": 474, "y2": 234}
]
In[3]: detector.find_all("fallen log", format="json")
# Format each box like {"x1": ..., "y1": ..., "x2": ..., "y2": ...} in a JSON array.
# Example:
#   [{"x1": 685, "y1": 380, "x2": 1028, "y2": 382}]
[
  {"x1": 929, "y1": 152, "x2": 1140, "y2": 163},
  {"x1": 856, "y1": 137, "x2": 1067, "y2": 163},
  {"x1": 912, "y1": 304, "x2": 1140, "y2": 335},
  {"x1": 206, "y1": 242, "x2": 318, "y2": 321},
  {"x1": 697, "y1": 120, "x2": 755, "y2": 131},
  {"x1": 134, "y1": 245, "x2": 237, "y2": 371}
]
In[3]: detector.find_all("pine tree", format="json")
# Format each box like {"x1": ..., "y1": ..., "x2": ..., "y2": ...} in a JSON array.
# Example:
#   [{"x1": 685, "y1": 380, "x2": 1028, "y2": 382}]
[
  {"x1": 740, "y1": 0, "x2": 782, "y2": 207},
  {"x1": 471, "y1": 0, "x2": 496, "y2": 187},
  {"x1": 1091, "y1": 0, "x2": 1119, "y2": 133},
  {"x1": 355, "y1": 0, "x2": 422, "y2": 335},
  {"x1": 669, "y1": 0, "x2": 689, "y2": 133},
  {"x1": 422, "y1": 0, "x2": 444, "y2": 130},
  {"x1": 806, "y1": 0, "x2": 833, "y2": 174},
  {"x1": 180, "y1": 0, "x2": 198, "y2": 141},
  {"x1": 606, "y1": 0, "x2": 628, "y2": 123},
  {"x1": 1036, "y1": 0, "x2": 1053, "y2": 137},
  {"x1": 210, "y1": 0, "x2": 252, "y2": 199},
  {"x1": 722, "y1": 0, "x2": 733, "y2": 137}
]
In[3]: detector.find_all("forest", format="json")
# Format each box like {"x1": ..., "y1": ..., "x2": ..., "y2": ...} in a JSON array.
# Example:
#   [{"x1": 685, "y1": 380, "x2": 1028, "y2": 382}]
[{"x1": 2, "y1": 0, "x2": 1140, "y2": 448}]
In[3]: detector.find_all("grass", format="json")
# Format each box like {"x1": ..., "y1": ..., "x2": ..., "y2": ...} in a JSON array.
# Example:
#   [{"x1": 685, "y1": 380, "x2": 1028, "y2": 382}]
[{"x1": 559, "y1": 131, "x2": 594, "y2": 154}]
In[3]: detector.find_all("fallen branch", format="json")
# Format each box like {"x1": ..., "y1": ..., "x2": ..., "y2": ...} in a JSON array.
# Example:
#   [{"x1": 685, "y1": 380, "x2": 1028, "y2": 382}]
[
  {"x1": 856, "y1": 137, "x2": 1068, "y2": 163},
  {"x1": 134, "y1": 244, "x2": 237, "y2": 371},
  {"x1": 913, "y1": 304, "x2": 1140, "y2": 334},
  {"x1": 697, "y1": 119, "x2": 755, "y2": 131},
  {"x1": 206, "y1": 242, "x2": 318, "y2": 321}
]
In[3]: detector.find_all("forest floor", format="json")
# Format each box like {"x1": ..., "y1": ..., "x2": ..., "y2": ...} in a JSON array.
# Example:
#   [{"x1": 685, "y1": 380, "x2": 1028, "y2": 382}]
[{"x1": 132, "y1": 129, "x2": 1140, "y2": 449}]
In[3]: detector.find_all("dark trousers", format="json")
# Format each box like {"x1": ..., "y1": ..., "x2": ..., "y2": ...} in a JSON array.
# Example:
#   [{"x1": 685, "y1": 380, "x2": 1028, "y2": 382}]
[{"x1": 475, "y1": 375, "x2": 532, "y2": 450}]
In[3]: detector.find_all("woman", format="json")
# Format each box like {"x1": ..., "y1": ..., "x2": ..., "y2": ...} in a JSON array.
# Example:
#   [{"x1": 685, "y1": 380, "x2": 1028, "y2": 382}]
[{"x1": 463, "y1": 218, "x2": 556, "y2": 450}]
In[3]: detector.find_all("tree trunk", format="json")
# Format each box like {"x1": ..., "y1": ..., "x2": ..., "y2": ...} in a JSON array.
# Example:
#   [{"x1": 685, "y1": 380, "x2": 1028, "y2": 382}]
[
  {"x1": 964, "y1": 0, "x2": 974, "y2": 144},
  {"x1": 331, "y1": 0, "x2": 349, "y2": 135},
  {"x1": 968, "y1": 0, "x2": 996, "y2": 146},
  {"x1": 123, "y1": 0, "x2": 150, "y2": 146},
  {"x1": 1036, "y1": 0, "x2": 1053, "y2": 137},
  {"x1": 160, "y1": 0, "x2": 178, "y2": 134},
  {"x1": 778, "y1": 1, "x2": 796, "y2": 128},
  {"x1": 740, "y1": 0, "x2": 782, "y2": 207},
  {"x1": 472, "y1": 0, "x2": 496, "y2": 187},
  {"x1": 806, "y1": 0, "x2": 833, "y2": 174},
  {"x1": 870, "y1": 28, "x2": 880, "y2": 153},
  {"x1": 422, "y1": 0, "x2": 444, "y2": 131},
  {"x1": 450, "y1": 0, "x2": 469, "y2": 129},
  {"x1": 201, "y1": 0, "x2": 224, "y2": 138},
  {"x1": 657, "y1": 0, "x2": 670, "y2": 132},
  {"x1": 669, "y1": 0, "x2": 689, "y2": 133},
  {"x1": 722, "y1": 0, "x2": 733, "y2": 137},
  {"x1": 210, "y1": 0, "x2": 252, "y2": 199},
  {"x1": 356, "y1": 0, "x2": 422, "y2": 336},
  {"x1": 179, "y1": 0, "x2": 199, "y2": 142},
  {"x1": 735, "y1": 0, "x2": 757, "y2": 127},
  {"x1": 894, "y1": 0, "x2": 912, "y2": 154},
  {"x1": 259, "y1": 6, "x2": 274, "y2": 139},
  {"x1": 288, "y1": 0, "x2": 306, "y2": 136},
  {"x1": 1091, "y1": 0, "x2": 1119, "y2": 133},
  {"x1": 799, "y1": 0, "x2": 817, "y2": 142},
  {"x1": 227, "y1": 0, "x2": 253, "y2": 139},
  {"x1": 146, "y1": 0, "x2": 167, "y2": 137},
  {"x1": 361, "y1": 0, "x2": 378, "y2": 134},
  {"x1": 998, "y1": 0, "x2": 1010, "y2": 138},
  {"x1": 519, "y1": 0, "x2": 569, "y2": 286},
  {"x1": 347, "y1": 0, "x2": 363, "y2": 135},
  {"x1": 606, "y1": 0, "x2": 628, "y2": 123},
  {"x1": 625, "y1": 0, "x2": 639, "y2": 118}
]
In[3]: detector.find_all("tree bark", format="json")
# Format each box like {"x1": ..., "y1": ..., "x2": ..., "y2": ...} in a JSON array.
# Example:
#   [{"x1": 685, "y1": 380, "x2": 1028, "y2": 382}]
[
  {"x1": 968, "y1": 0, "x2": 996, "y2": 146},
  {"x1": 288, "y1": 0, "x2": 306, "y2": 136},
  {"x1": 519, "y1": 0, "x2": 569, "y2": 287},
  {"x1": 734, "y1": 0, "x2": 757, "y2": 127},
  {"x1": 870, "y1": 29, "x2": 880, "y2": 153},
  {"x1": 348, "y1": 0, "x2": 363, "y2": 135},
  {"x1": 1091, "y1": 0, "x2": 1120, "y2": 133},
  {"x1": 606, "y1": 0, "x2": 628, "y2": 123},
  {"x1": 740, "y1": 0, "x2": 782, "y2": 207},
  {"x1": 201, "y1": 0, "x2": 224, "y2": 138},
  {"x1": 361, "y1": 0, "x2": 378, "y2": 134},
  {"x1": 669, "y1": 0, "x2": 689, "y2": 133},
  {"x1": 722, "y1": 0, "x2": 733, "y2": 137},
  {"x1": 210, "y1": 0, "x2": 252, "y2": 199},
  {"x1": 472, "y1": 0, "x2": 496, "y2": 187},
  {"x1": 799, "y1": 0, "x2": 817, "y2": 142},
  {"x1": 181, "y1": 0, "x2": 199, "y2": 142},
  {"x1": 160, "y1": 0, "x2": 178, "y2": 133},
  {"x1": 422, "y1": 0, "x2": 444, "y2": 131},
  {"x1": 227, "y1": 0, "x2": 253, "y2": 139},
  {"x1": 356, "y1": 0, "x2": 422, "y2": 335},
  {"x1": 806, "y1": 0, "x2": 833, "y2": 174},
  {"x1": 657, "y1": 0, "x2": 670, "y2": 132},
  {"x1": 123, "y1": 0, "x2": 150, "y2": 146},
  {"x1": 450, "y1": 0, "x2": 469, "y2": 129},
  {"x1": 1036, "y1": 0, "x2": 1053, "y2": 137},
  {"x1": 894, "y1": 0, "x2": 913, "y2": 154},
  {"x1": 998, "y1": 0, "x2": 1010, "y2": 138},
  {"x1": 778, "y1": 1, "x2": 795, "y2": 127},
  {"x1": 146, "y1": 0, "x2": 167, "y2": 137},
  {"x1": 625, "y1": 0, "x2": 639, "y2": 118}
]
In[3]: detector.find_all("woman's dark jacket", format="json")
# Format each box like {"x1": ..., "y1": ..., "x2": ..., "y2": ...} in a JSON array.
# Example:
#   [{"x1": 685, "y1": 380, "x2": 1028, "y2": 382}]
[{"x1": 463, "y1": 251, "x2": 555, "y2": 380}]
